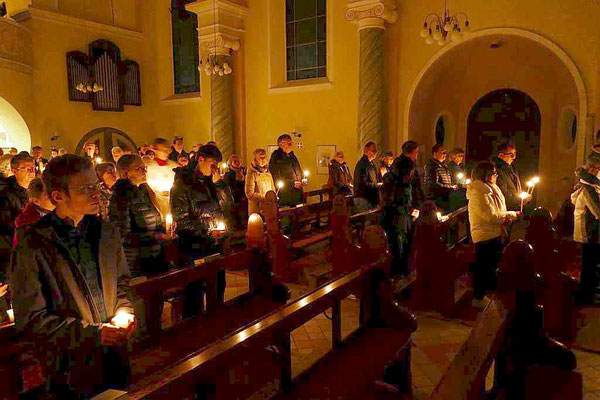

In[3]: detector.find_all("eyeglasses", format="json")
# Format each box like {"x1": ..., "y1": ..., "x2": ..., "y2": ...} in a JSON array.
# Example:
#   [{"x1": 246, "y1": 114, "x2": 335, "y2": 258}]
[
  {"x1": 69, "y1": 181, "x2": 101, "y2": 194},
  {"x1": 134, "y1": 165, "x2": 147, "y2": 173},
  {"x1": 15, "y1": 167, "x2": 35, "y2": 173}
]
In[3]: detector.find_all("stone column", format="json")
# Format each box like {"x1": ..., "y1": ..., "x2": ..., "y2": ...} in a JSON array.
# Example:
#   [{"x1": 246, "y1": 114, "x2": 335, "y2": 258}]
[
  {"x1": 186, "y1": 0, "x2": 248, "y2": 160},
  {"x1": 346, "y1": 1, "x2": 397, "y2": 154}
]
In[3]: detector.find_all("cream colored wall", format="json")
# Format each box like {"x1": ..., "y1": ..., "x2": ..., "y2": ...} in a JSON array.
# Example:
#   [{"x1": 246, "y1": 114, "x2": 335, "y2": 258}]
[{"x1": 244, "y1": 0, "x2": 359, "y2": 190}]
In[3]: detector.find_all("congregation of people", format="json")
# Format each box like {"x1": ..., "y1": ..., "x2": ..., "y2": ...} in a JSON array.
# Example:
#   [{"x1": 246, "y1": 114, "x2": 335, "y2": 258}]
[{"x1": 0, "y1": 132, "x2": 598, "y2": 399}]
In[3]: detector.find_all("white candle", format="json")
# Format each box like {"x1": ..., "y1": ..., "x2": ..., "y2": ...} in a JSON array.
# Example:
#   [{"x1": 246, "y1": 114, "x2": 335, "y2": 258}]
[
  {"x1": 165, "y1": 213, "x2": 173, "y2": 239},
  {"x1": 519, "y1": 192, "x2": 530, "y2": 213},
  {"x1": 6, "y1": 309, "x2": 14, "y2": 323},
  {"x1": 111, "y1": 310, "x2": 134, "y2": 329}
]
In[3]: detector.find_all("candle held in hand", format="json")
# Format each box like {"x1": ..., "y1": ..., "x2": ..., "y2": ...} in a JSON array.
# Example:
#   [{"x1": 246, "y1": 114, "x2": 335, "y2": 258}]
[
  {"x1": 111, "y1": 310, "x2": 134, "y2": 329},
  {"x1": 165, "y1": 213, "x2": 173, "y2": 239},
  {"x1": 6, "y1": 308, "x2": 14, "y2": 323},
  {"x1": 216, "y1": 220, "x2": 226, "y2": 231},
  {"x1": 95, "y1": 157, "x2": 102, "y2": 164},
  {"x1": 519, "y1": 191, "x2": 530, "y2": 213}
]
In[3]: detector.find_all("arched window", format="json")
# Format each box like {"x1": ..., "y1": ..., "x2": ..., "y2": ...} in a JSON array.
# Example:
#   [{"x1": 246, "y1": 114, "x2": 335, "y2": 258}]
[
  {"x1": 435, "y1": 116, "x2": 445, "y2": 145},
  {"x1": 171, "y1": 0, "x2": 200, "y2": 94}
]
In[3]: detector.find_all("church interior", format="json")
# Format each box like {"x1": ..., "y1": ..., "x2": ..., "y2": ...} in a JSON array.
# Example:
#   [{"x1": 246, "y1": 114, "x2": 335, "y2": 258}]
[{"x1": 1, "y1": 0, "x2": 600, "y2": 399}]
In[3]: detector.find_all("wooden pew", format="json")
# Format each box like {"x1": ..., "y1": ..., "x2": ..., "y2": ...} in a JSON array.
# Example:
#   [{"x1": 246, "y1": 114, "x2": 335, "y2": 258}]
[
  {"x1": 410, "y1": 201, "x2": 471, "y2": 316},
  {"x1": 526, "y1": 207, "x2": 578, "y2": 340},
  {"x1": 94, "y1": 222, "x2": 416, "y2": 400},
  {"x1": 430, "y1": 240, "x2": 581, "y2": 400}
]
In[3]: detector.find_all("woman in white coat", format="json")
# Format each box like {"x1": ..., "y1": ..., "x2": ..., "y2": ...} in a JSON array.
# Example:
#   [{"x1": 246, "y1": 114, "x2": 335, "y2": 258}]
[{"x1": 467, "y1": 161, "x2": 519, "y2": 306}]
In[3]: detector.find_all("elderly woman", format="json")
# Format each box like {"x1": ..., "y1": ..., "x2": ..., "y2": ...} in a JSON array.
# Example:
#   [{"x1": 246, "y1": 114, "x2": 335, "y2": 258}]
[
  {"x1": 95, "y1": 163, "x2": 117, "y2": 219},
  {"x1": 245, "y1": 148, "x2": 275, "y2": 214},
  {"x1": 109, "y1": 154, "x2": 167, "y2": 277},
  {"x1": 467, "y1": 161, "x2": 519, "y2": 306}
]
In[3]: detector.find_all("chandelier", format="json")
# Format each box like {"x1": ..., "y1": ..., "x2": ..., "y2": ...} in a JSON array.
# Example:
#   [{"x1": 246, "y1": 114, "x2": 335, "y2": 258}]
[
  {"x1": 199, "y1": 0, "x2": 232, "y2": 77},
  {"x1": 419, "y1": 0, "x2": 471, "y2": 46}
]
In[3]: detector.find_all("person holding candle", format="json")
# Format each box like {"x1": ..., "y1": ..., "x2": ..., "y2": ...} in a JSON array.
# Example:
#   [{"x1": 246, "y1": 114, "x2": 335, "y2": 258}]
[
  {"x1": 447, "y1": 147, "x2": 466, "y2": 186},
  {"x1": 31, "y1": 145, "x2": 48, "y2": 177},
  {"x1": 354, "y1": 141, "x2": 382, "y2": 212},
  {"x1": 467, "y1": 161, "x2": 519, "y2": 307},
  {"x1": 328, "y1": 151, "x2": 353, "y2": 196},
  {"x1": 424, "y1": 144, "x2": 457, "y2": 213},
  {"x1": 571, "y1": 151, "x2": 600, "y2": 304},
  {"x1": 245, "y1": 148, "x2": 276, "y2": 214},
  {"x1": 492, "y1": 141, "x2": 527, "y2": 212},
  {"x1": 95, "y1": 163, "x2": 117, "y2": 220},
  {"x1": 171, "y1": 144, "x2": 232, "y2": 316},
  {"x1": 379, "y1": 151, "x2": 395, "y2": 178},
  {"x1": 269, "y1": 134, "x2": 305, "y2": 207},
  {"x1": 9, "y1": 154, "x2": 135, "y2": 397},
  {"x1": 109, "y1": 155, "x2": 168, "y2": 278}
]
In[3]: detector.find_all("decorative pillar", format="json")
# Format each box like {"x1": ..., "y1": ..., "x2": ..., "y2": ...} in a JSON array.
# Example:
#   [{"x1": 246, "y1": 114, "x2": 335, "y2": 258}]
[
  {"x1": 186, "y1": 0, "x2": 248, "y2": 160},
  {"x1": 346, "y1": 1, "x2": 397, "y2": 154}
]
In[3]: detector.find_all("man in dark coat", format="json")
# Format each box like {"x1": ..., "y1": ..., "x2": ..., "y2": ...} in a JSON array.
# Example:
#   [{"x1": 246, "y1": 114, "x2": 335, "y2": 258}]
[
  {"x1": 424, "y1": 144, "x2": 457, "y2": 212},
  {"x1": 170, "y1": 144, "x2": 232, "y2": 315},
  {"x1": 381, "y1": 140, "x2": 420, "y2": 276},
  {"x1": 328, "y1": 151, "x2": 353, "y2": 195},
  {"x1": 31, "y1": 146, "x2": 48, "y2": 177},
  {"x1": 10, "y1": 154, "x2": 134, "y2": 398},
  {"x1": 168, "y1": 136, "x2": 188, "y2": 162},
  {"x1": 0, "y1": 153, "x2": 34, "y2": 280},
  {"x1": 353, "y1": 141, "x2": 381, "y2": 211},
  {"x1": 269, "y1": 134, "x2": 306, "y2": 207},
  {"x1": 493, "y1": 142, "x2": 525, "y2": 211}
]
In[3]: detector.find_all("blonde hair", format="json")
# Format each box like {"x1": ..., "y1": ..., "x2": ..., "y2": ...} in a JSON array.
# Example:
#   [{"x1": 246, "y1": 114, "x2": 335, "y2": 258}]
[{"x1": 252, "y1": 148, "x2": 266, "y2": 164}]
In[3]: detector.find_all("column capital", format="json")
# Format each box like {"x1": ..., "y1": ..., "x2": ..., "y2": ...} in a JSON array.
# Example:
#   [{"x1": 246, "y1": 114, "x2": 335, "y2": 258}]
[
  {"x1": 186, "y1": 0, "x2": 248, "y2": 55},
  {"x1": 345, "y1": 0, "x2": 398, "y2": 30}
]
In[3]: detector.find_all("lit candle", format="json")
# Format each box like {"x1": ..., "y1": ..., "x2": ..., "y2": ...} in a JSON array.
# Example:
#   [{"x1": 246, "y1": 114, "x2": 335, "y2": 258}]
[
  {"x1": 246, "y1": 213, "x2": 264, "y2": 249},
  {"x1": 165, "y1": 213, "x2": 173, "y2": 239},
  {"x1": 216, "y1": 220, "x2": 227, "y2": 231},
  {"x1": 276, "y1": 180, "x2": 284, "y2": 195},
  {"x1": 302, "y1": 170, "x2": 309, "y2": 185},
  {"x1": 6, "y1": 308, "x2": 14, "y2": 323},
  {"x1": 457, "y1": 172, "x2": 464, "y2": 182},
  {"x1": 95, "y1": 157, "x2": 102, "y2": 164},
  {"x1": 221, "y1": 162, "x2": 228, "y2": 171},
  {"x1": 111, "y1": 310, "x2": 134, "y2": 329},
  {"x1": 465, "y1": 179, "x2": 472, "y2": 185},
  {"x1": 519, "y1": 191, "x2": 530, "y2": 213},
  {"x1": 436, "y1": 211, "x2": 443, "y2": 221}
]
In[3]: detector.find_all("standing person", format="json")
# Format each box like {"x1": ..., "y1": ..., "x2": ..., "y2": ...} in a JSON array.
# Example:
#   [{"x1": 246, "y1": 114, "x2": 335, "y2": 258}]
[
  {"x1": 96, "y1": 163, "x2": 118, "y2": 220},
  {"x1": 424, "y1": 144, "x2": 457, "y2": 212},
  {"x1": 245, "y1": 148, "x2": 275, "y2": 215},
  {"x1": 170, "y1": 144, "x2": 231, "y2": 316},
  {"x1": 381, "y1": 140, "x2": 420, "y2": 276},
  {"x1": 9, "y1": 148, "x2": 17, "y2": 156},
  {"x1": 111, "y1": 146, "x2": 124, "y2": 164},
  {"x1": 467, "y1": 161, "x2": 519, "y2": 307},
  {"x1": 109, "y1": 155, "x2": 167, "y2": 278},
  {"x1": 447, "y1": 147, "x2": 466, "y2": 185},
  {"x1": 10, "y1": 154, "x2": 135, "y2": 398},
  {"x1": 571, "y1": 151, "x2": 600, "y2": 304},
  {"x1": 492, "y1": 142, "x2": 525, "y2": 211},
  {"x1": 379, "y1": 151, "x2": 394, "y2": 178},
  {"x1": 353, "y1": 141, "x2": 381, "y2": 212},
  {"x1": 0, "y1": 153, "x2": 35, "y2": 276},
  {"x1": 83, "y1": 141, "x2": 96, "y2": 162},
  {"x1": 0, "y1": 154, "x2": 13, "y2": 178},
  {"x1": 224, "y1": 154, "x2": 247, "y2": 229},
  {"x1": 31, "y1": 145, "x2": 48, "y2": 177},
  {"x1": 14, "y1": 178, "x2": 55, "y2": 245},
  {"x1": 145, "y1": 138, "x2": 179, "y2": 219},
  {"x1": 51, "y1": 148, "x2": 59, "y2": 159},
  {"x1": 169, "y1": 136, "x2": 187, "y2": 162},
  {"x1": 269, "y1": 134, "x2": 305, "y2": 207},
  {"x1": 328, "y1": 151, "x2": 353, "y2": 196}
]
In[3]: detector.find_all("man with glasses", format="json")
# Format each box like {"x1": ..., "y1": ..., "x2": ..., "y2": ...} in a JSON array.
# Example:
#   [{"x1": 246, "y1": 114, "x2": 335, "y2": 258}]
[
  {"x1": 424, "y1": 144, "x2": 457, "y2": 212},
  {"x1": 493, "y1": 142, "x2": 525, "y2": 211},
  {"x1": 269, "y1": 134, "x2": 306, "y2": 207},
  {"x1": 0, "y1": 153, "x2": 35, "y2": 290},
  {"x1": 10, "y1": 154, "x2": 135, "y2": 398}
]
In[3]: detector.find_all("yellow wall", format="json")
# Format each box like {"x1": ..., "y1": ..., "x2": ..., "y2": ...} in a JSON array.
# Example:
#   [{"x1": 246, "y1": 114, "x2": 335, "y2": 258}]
[{"x1": 1, "y1": 0, "x2": 599, "y2": 205}]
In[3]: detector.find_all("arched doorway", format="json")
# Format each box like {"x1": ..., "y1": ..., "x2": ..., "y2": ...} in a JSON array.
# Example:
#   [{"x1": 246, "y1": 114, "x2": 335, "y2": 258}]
[
  {"x1": 466, "y1": 89, "x2": 541, "y2": 179},
  {"x1": 0, "y1": 96, "x2": 31, "y2": 152},
  {"x1": 75, "y1": 127, "x2": 137, "y2": 162}
]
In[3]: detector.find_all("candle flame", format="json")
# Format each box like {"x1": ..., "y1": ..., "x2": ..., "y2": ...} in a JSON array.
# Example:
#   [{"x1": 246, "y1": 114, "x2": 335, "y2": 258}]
[
  {"x1": 216, "y1": 221, "x2": 226, "y2": 231},
  {"x1": 303, "y1": 170, "x2": 309, "y2": 177},
  {"x1": 221, "y1": 163, "x2": 227, "y2": 169},
  {"x1": 165, "y1": 213, "x2": 173, "y2": 224},
  {"x1": 277, "y1": 180, "x2": 284, "y2": 189},
  {"x1": 465, "y1": 179, "x2": 472, "y2": 185},
  {"x1": 527, "y1": 180, "x2": 534, "y2": 187},
  {"x1": 111, "y1": 310, "x2": 134, "y2": 329},
  {"x1": 532, "y1": 176, "x2": 540, "y2": 184},
  {"x1": 457, "y1": 173, "x2": 464, "y2": 180},
  {"x1": 95, "y1": 157, "x2": 102, "y2": 164},
  {"x1": 7, "y1": 308, "x2": 14, "y2": 323},
  {"x1": 519, "y1": 192, "x2": 530, "y2": 200},
  {"x1": 436, "y1": 211, "x2": 443, "y2": 221}
]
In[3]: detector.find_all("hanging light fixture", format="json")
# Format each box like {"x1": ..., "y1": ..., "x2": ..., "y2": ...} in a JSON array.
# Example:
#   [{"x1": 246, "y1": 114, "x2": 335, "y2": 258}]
[
  {"x1": 419, "y1": 0, "x2": 470, "y2": 46},
  {"x1": 199, "y1": 0, "x2": 232, "y2": 77}
]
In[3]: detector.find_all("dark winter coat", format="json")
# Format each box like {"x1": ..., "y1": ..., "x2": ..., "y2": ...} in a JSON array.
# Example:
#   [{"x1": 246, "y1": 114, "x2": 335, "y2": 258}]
[
  {"x1": 493, "y1": 156, "x2": 523, "y2": 211},
  {"x1": 353, "y1": 155, "x2": 380, "y2": 207},
  {"x1": 0, "y1": 175, "x2": 28, "y2": 279},
  {"x1": 329, "y1": 160, "x2": 353, "y2": 195},
  {"x1": 269, "y1": 148, "x2": 304, "y2": 206}
]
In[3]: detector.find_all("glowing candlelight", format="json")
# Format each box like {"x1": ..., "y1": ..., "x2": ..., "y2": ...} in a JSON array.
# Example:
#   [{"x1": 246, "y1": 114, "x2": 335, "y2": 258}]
[
  {"x1": 457, "y1": 172, "x2": 464, "y2": 182},
  {"x1": 302, "y1": 170, "x2": 309, "y2": 185},
  {"x1": 111, "y1": 310, "x2": 134, "y2": 329},
  {"x1": 165, "y1": 213, "x2": 173, "y2": 239},
  {"x1": 436, "y1": 211, "x2": 442, "y2": 221},
  {"x1": 95, "y1": 157, "x2": 102, "y2": 164},
  {"x1": 276, "y1": 180, "x2": 284, "y2": 195},
  {"x1": 6, "y1": 308, "x2": 14, "y2": 323},
  {"x1": 527, "y1": 176, "x2": 540, "y2": 194},
  {"x1": 216, "y1": 220, "x2": 226, "y2": 231},
  {"x1": 303, "y1": 170, "x2": 309, "y2": 178},
  {"x1": 519, "y1": 191, "x2": 530, "y2": 213},
  {"x1": 465, "y1": 179, "x2": 472, "y2": 185}
]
